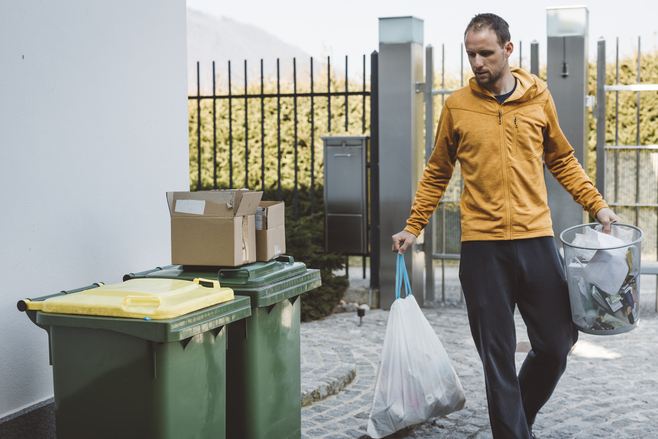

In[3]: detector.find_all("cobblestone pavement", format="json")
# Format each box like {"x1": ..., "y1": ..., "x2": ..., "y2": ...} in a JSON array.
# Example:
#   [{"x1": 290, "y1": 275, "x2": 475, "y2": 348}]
[{"x1": 300, "y1": 275, "x2": 658, "y2": 439}]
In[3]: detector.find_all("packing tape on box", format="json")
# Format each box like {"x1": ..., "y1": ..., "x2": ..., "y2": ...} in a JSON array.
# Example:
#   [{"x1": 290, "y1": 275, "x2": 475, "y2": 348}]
[{"x1": 242, "y1": 216, "x2": 249, "y2": 263}]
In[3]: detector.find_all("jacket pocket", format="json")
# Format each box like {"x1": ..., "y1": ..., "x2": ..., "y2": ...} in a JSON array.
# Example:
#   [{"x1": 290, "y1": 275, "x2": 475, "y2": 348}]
[
  {"x1": 513, "y1": 116, "x2": 518, "y2": 156},
  {"x1": 511, "y1": 113, "x2": 544, "y2": 161}
]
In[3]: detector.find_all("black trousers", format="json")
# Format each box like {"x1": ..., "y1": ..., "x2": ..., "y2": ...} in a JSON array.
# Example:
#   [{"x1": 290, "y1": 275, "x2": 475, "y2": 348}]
[{"x1": 459, "y1": 237, "x2": 578, "y2": 439}]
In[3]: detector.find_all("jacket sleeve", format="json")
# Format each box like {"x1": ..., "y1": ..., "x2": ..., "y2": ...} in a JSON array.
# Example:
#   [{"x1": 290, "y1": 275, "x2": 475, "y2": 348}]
[
  {"x1": 404, "y1": 104, "x2": 458, "y2": 236},
  {"x1": 542, "y1": 93, "x2": 609, "y2": 218}
]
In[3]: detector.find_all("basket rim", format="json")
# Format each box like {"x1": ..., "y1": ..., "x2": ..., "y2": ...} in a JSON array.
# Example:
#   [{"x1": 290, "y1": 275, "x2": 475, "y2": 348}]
[{"x1": 559, "y1": 222, "x2": 644, "y2": 250}]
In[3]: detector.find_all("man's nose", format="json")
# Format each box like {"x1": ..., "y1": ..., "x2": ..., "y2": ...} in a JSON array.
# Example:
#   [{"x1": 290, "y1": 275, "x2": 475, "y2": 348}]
[{"x1": 473, "y1": 55, "x2": 483, "y2": 68}]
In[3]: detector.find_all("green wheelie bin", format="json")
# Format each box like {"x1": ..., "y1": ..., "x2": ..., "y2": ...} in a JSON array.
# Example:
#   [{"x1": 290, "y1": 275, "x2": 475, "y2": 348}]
[
  {"x1": 17, "y1": 278, "x2": 251, "y2": 439},
  {"x1": 124, "y1": 255, "x2": 322, "y2": 439}
]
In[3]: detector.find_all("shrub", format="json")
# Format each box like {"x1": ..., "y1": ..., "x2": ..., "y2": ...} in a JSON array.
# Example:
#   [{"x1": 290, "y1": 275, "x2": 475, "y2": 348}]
[{"x1": 284, "y1": 211, "x2": 348, "y2": 322}]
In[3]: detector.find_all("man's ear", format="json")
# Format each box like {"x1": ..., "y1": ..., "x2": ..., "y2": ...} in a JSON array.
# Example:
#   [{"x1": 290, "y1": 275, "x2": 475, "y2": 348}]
[{"x1": 504, "y1": 41, "x2": 514, "y2": 59}]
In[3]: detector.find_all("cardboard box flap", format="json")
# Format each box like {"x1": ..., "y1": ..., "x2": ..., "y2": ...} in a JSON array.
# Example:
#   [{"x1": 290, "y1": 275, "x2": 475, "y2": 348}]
[
  {"x1": 235, "y1": 192, "x2": 262, "y2": 216},
  {"x1": 258, "y1": 201, "x2": 285, "y2": 229},
  {"x1": 167, "y1": 191, "x2": 262, "y2": 218}
]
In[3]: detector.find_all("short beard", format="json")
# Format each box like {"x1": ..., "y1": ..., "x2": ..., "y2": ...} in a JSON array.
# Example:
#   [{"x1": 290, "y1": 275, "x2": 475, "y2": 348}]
[{"x1": 474, "y1": 67, "x2": 503, "y2": 88}]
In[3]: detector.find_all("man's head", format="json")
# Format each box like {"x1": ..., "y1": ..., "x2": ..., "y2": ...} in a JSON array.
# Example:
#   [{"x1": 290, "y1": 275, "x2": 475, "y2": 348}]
[
  {"x1": 464, "y1": 13, "x2": 514, "y2": 92},
  {"x1": 464, "y1": 13, "x2": 511, "y2": 48}
]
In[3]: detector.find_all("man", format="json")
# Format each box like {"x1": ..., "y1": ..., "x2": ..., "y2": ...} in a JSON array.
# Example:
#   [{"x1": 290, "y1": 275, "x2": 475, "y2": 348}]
[{"x1": 391, "y1": 13, "x2": 620, "y2": 439}]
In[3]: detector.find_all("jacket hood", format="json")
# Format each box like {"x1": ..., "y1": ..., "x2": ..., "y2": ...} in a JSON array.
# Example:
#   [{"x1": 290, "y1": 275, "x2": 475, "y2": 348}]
[{"x1": 469, "y1": 67, "x2": 546, "y2": 103}]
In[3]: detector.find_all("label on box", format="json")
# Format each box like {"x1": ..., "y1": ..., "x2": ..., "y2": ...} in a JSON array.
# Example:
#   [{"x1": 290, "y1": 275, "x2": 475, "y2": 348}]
[{"x1": 175, "y1": 199, "x2": 206, "y2": 215}]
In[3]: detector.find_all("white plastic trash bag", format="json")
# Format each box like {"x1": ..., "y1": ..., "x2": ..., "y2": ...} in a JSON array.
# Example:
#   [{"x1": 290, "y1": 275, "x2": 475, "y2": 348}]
[{"x1": 367, "y1": 254, "x2": 466, "y2": 438}]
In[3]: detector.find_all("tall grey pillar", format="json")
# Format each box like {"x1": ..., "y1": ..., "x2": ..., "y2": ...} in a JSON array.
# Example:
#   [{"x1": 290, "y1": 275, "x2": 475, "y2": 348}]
[
  {"x1": 378, "y1": 17, "x2": 425, "y2": 309},
  {"x1": 545, "y1": 6, "x2": 590, "y2": 244}
]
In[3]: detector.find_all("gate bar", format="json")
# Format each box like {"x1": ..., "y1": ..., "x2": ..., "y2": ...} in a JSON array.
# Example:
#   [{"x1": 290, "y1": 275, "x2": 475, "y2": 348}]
[
  {"x1": 311, "y1": 57, "x2": 315, "y2": 214},
  {"x1": 196, "y1": 62, "x2": 201, "y2": 190},
  {"x1": 635, "y1": 37, "x2": 641, "y2": 227},
  {"x1": 261, "y1": 60, "x2": 265, "y2": 191},
  {"x1": 596, "y1": 38, "x2": 606, "y2": 198},
  {"x1": 244, "y1": 60, "x2": 249, "y2": 189},
  {"x1": 277, "y1": 59, "x2": 281, "y2": 201},
  {"x1": 606, "y1": 84, "x2": 658, "y2": 91},
  {"x1": 228, "y1": 61, "x2": 233, "y2": 188},
  {"x1": 294, "y1": 58, "x2": 299, "y2": 220},
  {"x1": 213, "y1": 62, "x2": 218, "y2": 189}
]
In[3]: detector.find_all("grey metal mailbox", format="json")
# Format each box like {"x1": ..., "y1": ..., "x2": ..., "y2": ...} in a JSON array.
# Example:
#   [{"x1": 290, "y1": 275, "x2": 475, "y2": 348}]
[{"x1": 323, "y1": 135, "x2": 368, "y2": 254}]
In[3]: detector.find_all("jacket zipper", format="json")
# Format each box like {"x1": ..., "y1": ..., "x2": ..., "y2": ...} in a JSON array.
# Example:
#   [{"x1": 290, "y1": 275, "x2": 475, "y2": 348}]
[
  {"x1": 498, "y1": 108, "x2": 512, "y2": 239},
  {"x1": 513, "y1": 116, "x2": 518, "y2": 156}
]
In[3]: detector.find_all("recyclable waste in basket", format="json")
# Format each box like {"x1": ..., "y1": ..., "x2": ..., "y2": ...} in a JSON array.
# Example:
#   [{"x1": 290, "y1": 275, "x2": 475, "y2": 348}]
[
  {"x1": 17, "y1": 278, "x2": 251, "y2": 439},
  {"x1": 124, "y1": 255, "x2": 322, "y2": 439},
  {"x1": 560, "y1": 223, "x2": 644, "y2": 335}
]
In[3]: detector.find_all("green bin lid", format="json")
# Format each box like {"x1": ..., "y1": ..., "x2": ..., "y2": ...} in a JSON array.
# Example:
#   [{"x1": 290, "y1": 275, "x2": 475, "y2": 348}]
[{"x1": 124, "y1": 256, "x2": 322, "y2": 308}]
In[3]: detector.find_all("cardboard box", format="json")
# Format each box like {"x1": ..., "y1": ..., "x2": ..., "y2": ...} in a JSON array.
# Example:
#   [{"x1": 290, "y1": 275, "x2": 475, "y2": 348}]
[
  {"x1": 167, "y1": 190, "x2": 263, "y2": 266},
  {"x1": 256, "y1": 201, "x2": 286, "y2": 261}
]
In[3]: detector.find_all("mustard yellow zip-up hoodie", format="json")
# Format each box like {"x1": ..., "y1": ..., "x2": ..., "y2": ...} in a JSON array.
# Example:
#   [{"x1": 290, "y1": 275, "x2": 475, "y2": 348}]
[{"x1": 405, "y1": 67, "x2": 608, "y2": 241}]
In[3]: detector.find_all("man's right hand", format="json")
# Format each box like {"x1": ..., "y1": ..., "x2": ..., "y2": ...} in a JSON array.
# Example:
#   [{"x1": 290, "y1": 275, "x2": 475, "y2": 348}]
[{"x1": 392, "y1": 230, "x2": 417, "y2": 255}]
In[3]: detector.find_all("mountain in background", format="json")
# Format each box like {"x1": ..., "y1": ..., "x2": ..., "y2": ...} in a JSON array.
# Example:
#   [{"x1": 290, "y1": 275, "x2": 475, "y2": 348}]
[{"x1": 187, "y1": 8, "x2": 312, "y2": 93}]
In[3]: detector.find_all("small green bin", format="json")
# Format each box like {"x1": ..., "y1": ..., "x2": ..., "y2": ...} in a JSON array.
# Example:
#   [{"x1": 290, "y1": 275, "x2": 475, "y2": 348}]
[
  {"x1": 124, "y1": 255, "x2": 322, "y2": 439},
  {"x1": 18, "y1": 282, "x2": 251, "y2": 439}
]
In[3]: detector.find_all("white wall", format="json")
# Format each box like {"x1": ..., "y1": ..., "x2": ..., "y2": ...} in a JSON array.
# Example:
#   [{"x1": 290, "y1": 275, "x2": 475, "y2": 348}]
[{"x1": 0, "y1": 0, "x2": 189, "y2": 418}]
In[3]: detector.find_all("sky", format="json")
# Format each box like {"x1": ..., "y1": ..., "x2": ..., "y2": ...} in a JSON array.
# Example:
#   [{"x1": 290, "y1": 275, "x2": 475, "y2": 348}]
[{"x1": 187, "y1": 0, "x2": 657, "y2": 78}]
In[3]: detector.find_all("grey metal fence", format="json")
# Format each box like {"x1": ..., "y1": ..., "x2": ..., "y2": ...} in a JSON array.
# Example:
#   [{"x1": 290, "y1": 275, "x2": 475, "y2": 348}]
[
  {"x1": 596, "y1": 37, "x2": 658, "y2": 258},
  {"x1": 596, "y1": 37, "x2": 658, "y2": 311},
  {"x1": 188, "y1": 54, "x2": 375, "y2": 220}
]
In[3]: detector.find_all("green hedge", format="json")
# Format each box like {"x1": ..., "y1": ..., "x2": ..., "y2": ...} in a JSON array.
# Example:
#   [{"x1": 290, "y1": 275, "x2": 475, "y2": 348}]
[
  {"x1": 189, "y1": 66, "x2": 370, "y2": 193},
  {"x1": 266, "y1": 187, "x2": 349, "y2": 322}
]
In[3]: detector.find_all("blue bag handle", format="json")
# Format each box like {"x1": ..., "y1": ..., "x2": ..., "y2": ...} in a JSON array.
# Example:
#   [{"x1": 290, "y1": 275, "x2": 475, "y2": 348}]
[{"x1": 395, "y1": 253, "x2": 412, "y2": 300}]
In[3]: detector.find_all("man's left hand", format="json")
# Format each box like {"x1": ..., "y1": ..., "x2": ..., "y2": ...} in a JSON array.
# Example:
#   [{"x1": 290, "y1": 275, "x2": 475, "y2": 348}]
[{"x1": 596, "y1": 207, "x2": 621, "y2": 234}]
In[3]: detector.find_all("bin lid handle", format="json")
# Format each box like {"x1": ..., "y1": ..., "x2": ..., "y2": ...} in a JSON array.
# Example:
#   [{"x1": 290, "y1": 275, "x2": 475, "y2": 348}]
[
  {"x1": 218, "y1": 256, "x2": 295, "y2": 283},
  {"x1": 193, "y1": 278, "x2": 220, "y2": 288},
  {"x1": 275, "y1": 255, "x2": 295, "y2": 265},
  {"x1": 122, "y1": 296, "x2": 162, "y2": 314},
  {"x1": 17, "y1": 299, "x2": 43, "y2": 312},
  {"x1": 218, "y1": 268, "x2": 251, "y2": 283}
]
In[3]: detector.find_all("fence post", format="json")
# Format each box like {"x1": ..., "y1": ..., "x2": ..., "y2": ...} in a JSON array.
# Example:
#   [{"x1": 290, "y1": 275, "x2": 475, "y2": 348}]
[
  {"x1": 596, "y1": 38, "x2": 606, "y2": 199},
  {"x1": 424, "y1": 45, "x2": 435, "y2": 303},
  {"x1": 370, "y1": 51, "x2": 380, "y2": 290},
  {"x1": 530, "y1": 40, "x2": 539, "y2": 77},
  {"x1": 545, "y1": 6, "x2": 590, "y2": 243},
  {"x1": 377, "y1": 17, "x2": 425, "y2": 309}
]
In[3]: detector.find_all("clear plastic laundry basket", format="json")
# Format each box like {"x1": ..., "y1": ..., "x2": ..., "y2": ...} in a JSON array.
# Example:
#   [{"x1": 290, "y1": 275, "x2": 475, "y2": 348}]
[{"x1": 560, "y1": 223, "x2": 643, "y2": 335}]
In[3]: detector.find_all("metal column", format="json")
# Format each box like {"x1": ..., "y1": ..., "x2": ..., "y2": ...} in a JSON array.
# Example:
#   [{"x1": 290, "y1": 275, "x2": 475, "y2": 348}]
[
  {"x1": 378, "y1": 16, "x2": 425, "y2": 309},
  {"x1": 530, "y1": 41, "x2": 539, "y2": 77},
  {"x1": 424, "y1": 45, "x2": 435, "y2": 303},
  {"x1": 545, "y1": 6, "x2": 590, "y2": 244}
]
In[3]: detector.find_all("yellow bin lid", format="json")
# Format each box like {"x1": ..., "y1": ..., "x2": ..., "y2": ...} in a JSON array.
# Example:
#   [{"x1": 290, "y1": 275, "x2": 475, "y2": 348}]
[{"x1": 25, "y1": 278, "x2": 234, "y2": 320}]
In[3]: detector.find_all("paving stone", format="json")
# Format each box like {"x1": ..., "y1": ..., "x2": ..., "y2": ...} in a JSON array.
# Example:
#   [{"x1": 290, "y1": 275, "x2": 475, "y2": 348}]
[
  {"x1": 339, "y1": 417, "x2": 362, "y2": 427},
  {"x1": 306, "y1": 428, "x2": 331, "y2": 436}
]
